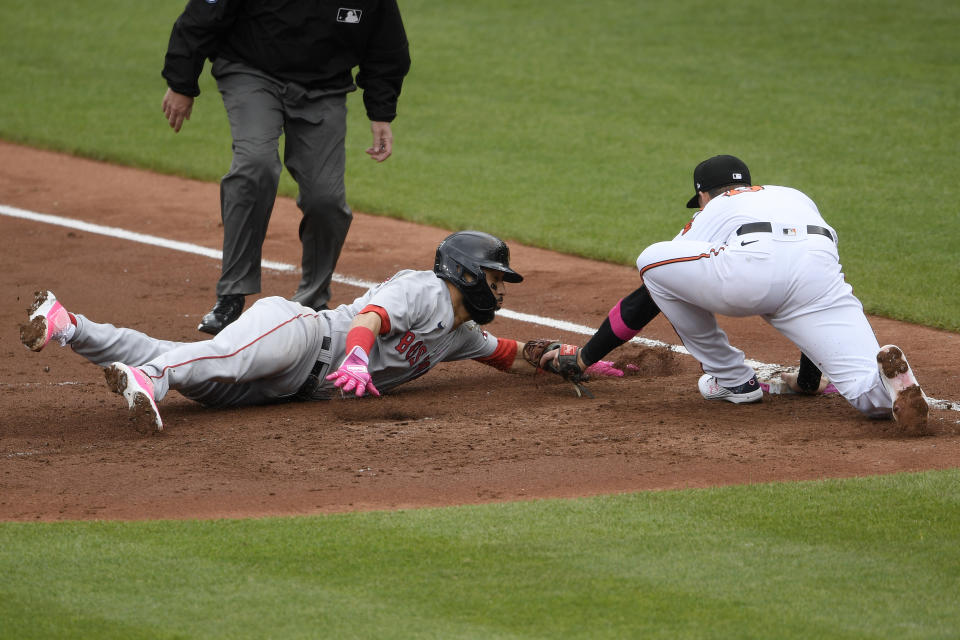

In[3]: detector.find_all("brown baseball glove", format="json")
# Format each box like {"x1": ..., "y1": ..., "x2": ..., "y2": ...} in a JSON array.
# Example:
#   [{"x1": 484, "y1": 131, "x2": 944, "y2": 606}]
[{"x1": 522, "y1": 339, "x2": 593, "y2": 398}]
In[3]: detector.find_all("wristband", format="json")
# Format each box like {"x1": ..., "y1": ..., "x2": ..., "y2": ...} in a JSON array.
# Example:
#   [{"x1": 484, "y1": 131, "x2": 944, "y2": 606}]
[{"x1": 345, "y1": 325, "x2": 376, "y2": 358}]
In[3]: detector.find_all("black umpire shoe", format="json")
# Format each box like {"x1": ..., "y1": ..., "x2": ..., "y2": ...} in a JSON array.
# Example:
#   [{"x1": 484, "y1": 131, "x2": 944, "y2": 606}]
[{"x1": 197, "y1": 294, "x2": 245, "y2": 335}]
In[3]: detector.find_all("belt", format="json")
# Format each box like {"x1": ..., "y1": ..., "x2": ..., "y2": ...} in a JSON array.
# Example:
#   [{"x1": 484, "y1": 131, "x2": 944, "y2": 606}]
[
  {"x1": 292, "y1": 335, "x2": 333, "y2": 401},
  {"x1": 736, "y1": 222, "x2": 834, "y2": 242}
]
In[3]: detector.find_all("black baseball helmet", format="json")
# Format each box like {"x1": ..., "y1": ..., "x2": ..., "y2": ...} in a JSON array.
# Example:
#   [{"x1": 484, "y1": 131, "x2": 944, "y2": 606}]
[{"x1": 434, "y1": 231, "x2": 523, "y2": 324}]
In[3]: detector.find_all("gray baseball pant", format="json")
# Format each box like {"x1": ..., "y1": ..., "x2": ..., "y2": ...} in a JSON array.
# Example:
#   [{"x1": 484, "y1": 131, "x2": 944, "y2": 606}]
[
  {"x1": 213, "y1": 58, "x2": 353, "y2": 310},
  {"x1": 69, "y1": 297, "x2": 331, "y2": 408}
]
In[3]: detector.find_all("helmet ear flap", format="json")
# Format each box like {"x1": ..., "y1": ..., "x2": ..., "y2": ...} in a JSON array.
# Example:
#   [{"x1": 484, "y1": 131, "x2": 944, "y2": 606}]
[{"x1": 434, "y1": 245, "x2": 476, "y2": 287}]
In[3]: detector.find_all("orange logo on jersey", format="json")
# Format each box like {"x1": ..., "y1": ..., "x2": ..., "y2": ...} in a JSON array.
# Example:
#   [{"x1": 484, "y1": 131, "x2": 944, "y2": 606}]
[{"x1": 722, "y1": 185, "x2": 764, "y2": 198}]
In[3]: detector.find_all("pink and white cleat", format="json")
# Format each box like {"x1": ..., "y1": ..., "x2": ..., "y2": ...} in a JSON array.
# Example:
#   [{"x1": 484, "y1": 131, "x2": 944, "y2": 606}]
[
  {"x1": 20, "y1": 290, "x2": 75, "y2": 351},
  {"x1": 877, "y1": 345, "x2": 928, "y2": 435},
  {"x1": 104, "y1": 363, "x2": 163, "y2": 434}
]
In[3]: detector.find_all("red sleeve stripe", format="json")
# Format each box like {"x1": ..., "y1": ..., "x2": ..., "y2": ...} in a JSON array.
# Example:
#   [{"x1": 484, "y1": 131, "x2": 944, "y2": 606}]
[
  {"x1": 474, "y1": 337, "x2": 518, "y2": 372},
  {"x1": 360, "y1": 304, "x2": 391, "y2": 335}
]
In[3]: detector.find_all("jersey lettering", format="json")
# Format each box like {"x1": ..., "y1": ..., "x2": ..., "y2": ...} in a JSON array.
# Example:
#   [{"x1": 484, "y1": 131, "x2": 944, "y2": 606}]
[
  {"x1": 680, "y1": 210, "x2": 700, "y2": 235},
  {"x1": 406, "y1": 341, "x2": 427, "y2": 366},
  {"x1": 395, "y1": 331, "x2": 415, "y2": 353},
  {"x1": 721, "y1": 185, "x2": 764, "y2": 198},
  {"x1": 394, "y1": 331, "x2": 433, "y2": 371}
]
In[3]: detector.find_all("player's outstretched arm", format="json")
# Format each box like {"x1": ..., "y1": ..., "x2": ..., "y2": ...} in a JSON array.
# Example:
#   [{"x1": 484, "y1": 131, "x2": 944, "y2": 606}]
[
  {"x1": 325, "y1": 312, "x2": 383, "y2": 397},
  {"x1": 528, "y1": 284, "x2": 661, "y2": 378},
  {"x1": 519, "y1": 285, "x2": 661, "y2": 398},
  {"x1": 578, "y1": 284, "x2": 661, "y2": 367}
]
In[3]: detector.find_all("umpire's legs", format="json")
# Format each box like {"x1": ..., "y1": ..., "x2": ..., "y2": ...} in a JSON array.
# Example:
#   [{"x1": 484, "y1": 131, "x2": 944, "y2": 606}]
[
  {"x1": 282, "y1": 92, "x2": 352, "y2": 310},
  {"x1": 215, "y1": 67, "x2": 285, "y2": 297}
]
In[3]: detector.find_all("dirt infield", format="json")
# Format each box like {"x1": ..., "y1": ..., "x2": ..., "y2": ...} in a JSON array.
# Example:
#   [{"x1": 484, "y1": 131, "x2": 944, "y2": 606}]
[{"x1": 2, "y1": 141, "x2": 958, "y2": 522}]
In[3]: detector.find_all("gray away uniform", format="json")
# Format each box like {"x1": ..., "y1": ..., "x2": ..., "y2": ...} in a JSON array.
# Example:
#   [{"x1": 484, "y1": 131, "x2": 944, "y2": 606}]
[{"x1": 67, "y1": 271, "x2": 498, "y2": 407}]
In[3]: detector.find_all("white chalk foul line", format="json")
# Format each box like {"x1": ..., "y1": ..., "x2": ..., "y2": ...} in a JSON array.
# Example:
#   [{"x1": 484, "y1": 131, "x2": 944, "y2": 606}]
[
  {"x1": 4, "y1": 203, "x2": 957, "y2": 411},
  {"x1": 1, "y1": 204, "x2": 295, "y2": 273}
]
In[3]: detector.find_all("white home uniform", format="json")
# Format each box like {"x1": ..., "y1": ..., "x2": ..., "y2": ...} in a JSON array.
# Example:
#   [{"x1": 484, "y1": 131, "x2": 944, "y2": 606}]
[
  {"x1": 67, "y1": 270, "x2": 498, "y2": 407},
  {"x1": 637, "y1": 185, "x2": 891, "y2": 417}
]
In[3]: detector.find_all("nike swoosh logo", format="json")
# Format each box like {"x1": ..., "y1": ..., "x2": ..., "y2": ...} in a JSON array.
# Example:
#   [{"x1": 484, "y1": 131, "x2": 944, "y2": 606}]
[
  {"x1": 741, "y1": 240, "x2": 759, "y2": 246},
  {"x1": 437, "y1": 322, "x2": 445, "y2": 329}
]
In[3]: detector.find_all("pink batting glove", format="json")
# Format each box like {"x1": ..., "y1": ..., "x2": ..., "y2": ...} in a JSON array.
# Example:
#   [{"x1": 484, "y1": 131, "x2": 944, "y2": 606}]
[
  {"x1": 584, "y1": 360, "x2": 625, "y2": 378},
  {"x1": 325, "y1": 346, "x2": 381, "y2": 397}
]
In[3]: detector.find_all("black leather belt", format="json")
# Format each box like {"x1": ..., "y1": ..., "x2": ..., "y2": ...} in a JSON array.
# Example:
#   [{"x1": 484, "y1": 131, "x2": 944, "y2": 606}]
[
  {"x1": 292, "y1": 335, "x2": 333, "y2": 401},
  {"x1": 736, "y1": 222, "x2": 834, "y2": 242}
]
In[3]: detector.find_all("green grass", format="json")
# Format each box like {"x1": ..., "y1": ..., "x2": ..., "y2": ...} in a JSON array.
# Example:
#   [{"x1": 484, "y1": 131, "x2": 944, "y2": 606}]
[
  {"x1": 1, "y1": 3, "x2": 958, "y2": 636},
  {"x1": 2, "y1": 470, "x2": 958, "y2": 639},
  {"x1": 0, "y1": 0, "x2": 957, "y2": 329}
]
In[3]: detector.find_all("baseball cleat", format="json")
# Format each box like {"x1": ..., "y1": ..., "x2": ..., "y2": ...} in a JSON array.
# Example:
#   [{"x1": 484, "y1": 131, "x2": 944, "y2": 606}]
[
  {"x1": 20, "y1": 290, "x2": 74, "y2": 351},
  {"x1": 104, "y1": 363, "x2": 163, "y2": 434},
  {"x1": 877, "y1": 345, "x2": 928, "y2": 435},
  {"x1": 698, "y1": 374, "x2": 763, "y2": 404}
]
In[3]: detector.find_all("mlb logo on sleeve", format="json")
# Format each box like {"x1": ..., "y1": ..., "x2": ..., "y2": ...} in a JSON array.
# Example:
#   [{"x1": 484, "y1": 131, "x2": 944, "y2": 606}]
[{"x1": 337, "y1": 8, "x2": 362, "y2": 23}]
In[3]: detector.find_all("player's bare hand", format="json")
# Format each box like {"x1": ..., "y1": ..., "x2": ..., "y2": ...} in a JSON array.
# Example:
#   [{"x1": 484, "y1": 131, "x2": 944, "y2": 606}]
[
  {"x1": 366, "y1": 121, "x2": 393, "y2": 162},
  {"x1": 782, "y1": 371, "x2": 830, "y2": 395},
  {"x1": 536, "y1": 345, "x2": 586, "y2": 373},
  {"x1": 161, "y1": 89, "x2": 194, "y2": 133},
  {"x1": 538, "y1": 347, "x2": 559, "y2": 370}
]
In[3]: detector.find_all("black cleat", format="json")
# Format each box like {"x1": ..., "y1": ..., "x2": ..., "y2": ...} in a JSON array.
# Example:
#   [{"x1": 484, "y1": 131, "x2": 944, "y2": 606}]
[{"x1": 198, "y1": 294, "x2": 245, "y2": 335}]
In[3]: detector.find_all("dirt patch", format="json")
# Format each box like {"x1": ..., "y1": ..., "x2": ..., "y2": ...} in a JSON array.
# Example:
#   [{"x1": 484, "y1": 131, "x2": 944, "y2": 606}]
[{"x1": 1, "y1": 140, "x2": 958, "y2": 521}]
